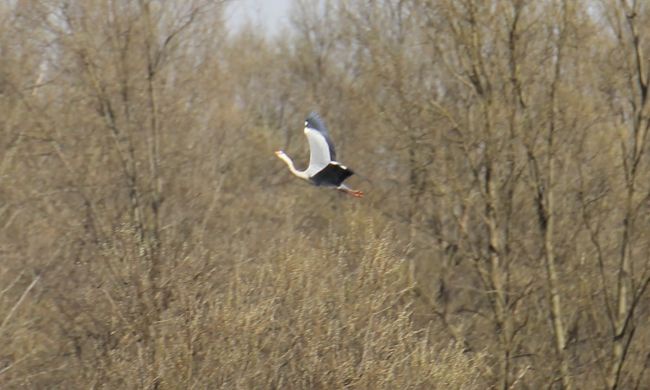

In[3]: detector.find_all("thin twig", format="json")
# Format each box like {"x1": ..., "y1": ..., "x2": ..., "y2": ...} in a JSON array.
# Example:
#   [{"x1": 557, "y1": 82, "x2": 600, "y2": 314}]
[{"x1": 0, "y1": 275, "x2": 40, "y2": 334}]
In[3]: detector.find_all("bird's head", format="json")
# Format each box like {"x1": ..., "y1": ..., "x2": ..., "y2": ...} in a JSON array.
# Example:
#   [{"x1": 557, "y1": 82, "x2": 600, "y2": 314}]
[
  {"x1": 275, "y1": 150, "x2": 288, "y2": 161},
  {"x1": 275, "y1": 150, "x2": 290, "y2": 163}
]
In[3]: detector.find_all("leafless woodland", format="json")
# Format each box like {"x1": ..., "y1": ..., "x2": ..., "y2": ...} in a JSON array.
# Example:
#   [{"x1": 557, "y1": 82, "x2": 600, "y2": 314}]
[{"x1": 2, "y1": 0, "x2": 650, "y2": 388}]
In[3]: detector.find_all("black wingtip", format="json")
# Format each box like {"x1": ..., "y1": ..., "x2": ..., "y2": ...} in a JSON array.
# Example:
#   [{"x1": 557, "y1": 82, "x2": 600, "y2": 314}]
[
  {"x1": 305, "y1": 112, "x2": 327, "y2": 132},
  {"x1": 305, "y1": 111, "x2": 323, "y2": 128}
]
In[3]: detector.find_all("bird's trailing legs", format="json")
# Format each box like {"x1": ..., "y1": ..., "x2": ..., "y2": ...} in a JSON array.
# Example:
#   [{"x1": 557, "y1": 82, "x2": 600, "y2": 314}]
[{"x1": 338, "y1": 184, "x2": 364, "y2": 198}]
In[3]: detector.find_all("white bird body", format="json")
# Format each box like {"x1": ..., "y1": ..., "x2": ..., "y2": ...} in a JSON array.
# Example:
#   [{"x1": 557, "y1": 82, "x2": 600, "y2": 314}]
[{"x1": 275, "y1": 112, "x2": 363, "y2": 198}]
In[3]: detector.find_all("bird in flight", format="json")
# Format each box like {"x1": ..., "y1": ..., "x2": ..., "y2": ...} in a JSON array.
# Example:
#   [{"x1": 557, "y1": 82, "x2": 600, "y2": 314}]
[{"x1": 275, "y1": 112, "x2": 364, "y2": 198}]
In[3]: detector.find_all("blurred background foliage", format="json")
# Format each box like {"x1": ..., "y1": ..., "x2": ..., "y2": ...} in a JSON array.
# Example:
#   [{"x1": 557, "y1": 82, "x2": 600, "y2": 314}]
[{"x1": 1, "y1": 0, "x2": 650, "y2": 388}]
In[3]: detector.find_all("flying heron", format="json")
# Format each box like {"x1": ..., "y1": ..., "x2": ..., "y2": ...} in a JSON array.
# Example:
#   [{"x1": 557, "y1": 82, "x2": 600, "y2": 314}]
[{"x1": 275, "y1": 112, "x2": 364, "y2": 198}]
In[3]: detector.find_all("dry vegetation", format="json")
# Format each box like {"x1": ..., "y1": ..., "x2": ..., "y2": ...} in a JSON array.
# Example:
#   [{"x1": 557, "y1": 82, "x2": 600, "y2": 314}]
[{"x1": 2, "y1": 0, "x2": 650, "y2": 388}]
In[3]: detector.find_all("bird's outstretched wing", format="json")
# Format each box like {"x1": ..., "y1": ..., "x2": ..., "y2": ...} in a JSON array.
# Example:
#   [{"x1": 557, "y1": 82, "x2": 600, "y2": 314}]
[
  {"x1": 310, "y1": 163, "x2": 354, "y2": 187},
  {"x1": 304, "y1": 112, "x2": 336, "y2": 176},
  {"x1": 305, "y1": 112, "x2": 336, "y2": 160}
]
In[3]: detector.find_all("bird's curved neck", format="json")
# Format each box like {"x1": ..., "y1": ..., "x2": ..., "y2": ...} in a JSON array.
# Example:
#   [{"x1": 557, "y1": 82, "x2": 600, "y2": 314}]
[{"x1": 277, "y1": 152, "x2": 309, "y2": 180}]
